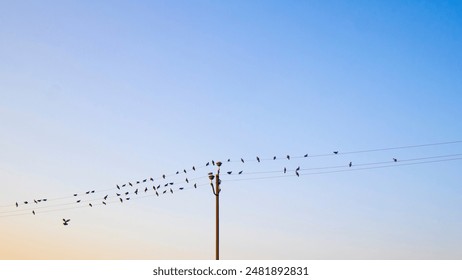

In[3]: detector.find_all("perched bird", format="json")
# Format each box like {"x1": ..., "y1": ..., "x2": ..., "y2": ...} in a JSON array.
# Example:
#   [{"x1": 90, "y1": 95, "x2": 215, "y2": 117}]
[
  {"x1": 63, "y1": 219, "x2": 70, "y2": 226},
  {"x1": 162, "y1": 174, "x2": 166, "y2": 179},
  {"x1": 15, "y1": 202, "x2": 18, "y2": 207},
  {"x1": 119, "y1": 198, "x2": 123, "y2": 203},
  {"x1": 393, "y1": 158, "x2": 398, "y2": 162},
  {"x1": 227, "y1": 171, "x2": 232, "y2": 175},
  {"x1": 102, "y1": 201, "x2": 106, "y2": 205},
  {"x1": 256, "y1": 156, "x2": 260, "y2": 162},
  {"x1": 76, "y1": 200, "x2": 81, "y2": 203},
  {"x1": 238, "y1": 171, "x2": 243, "y2": 174},
  {"x1": 287, "y1": 155, "x2": 290, "y2": 160},
  {"x1": 144, "y1": 187, "x2": 148, "y2": 192},
  {"x1": 273, "y1": 156, "x2": 276, "y2": 160},
  {"x1": 117, "y1": 185, "x2": 120, "y2": 190},
  {"x1": 349, "y1": 162, "x2": 352, "y2": 167},
  {"x1": 185, "y1": 178, "x2": 189, "y2": 183},
  {"x1": 89, "y1": 203, "x2": 92, "y2": 207},
  {"x1": 170, "y1": 188, "x2": 173, "y2": 194},
  {"x1": 304, "y1": 154, "x2": 308, "y2": 157},
  {"x1": 32, "y1": 210, "x2": 35, "y2": 215},
  {"x1": 134, "y1": 189, "x2": 138, "y2": 195},
  {"x1": 333, "y1": 151, "x2": 339, "y2": 154},
  {"x1": 284, "y1": 167, "x2": 287, "y2": 173},
  {"x1": 241, "y1": 158, "x2": 244, "y2": 163},
  {"x1": 103, "y1": 195, "x2": 108, "y2": 200}
]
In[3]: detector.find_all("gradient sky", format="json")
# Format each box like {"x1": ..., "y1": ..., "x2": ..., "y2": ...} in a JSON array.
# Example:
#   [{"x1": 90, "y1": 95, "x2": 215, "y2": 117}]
[{"x1": 1, "y1": 0, "x2": 462, "y2": 259}]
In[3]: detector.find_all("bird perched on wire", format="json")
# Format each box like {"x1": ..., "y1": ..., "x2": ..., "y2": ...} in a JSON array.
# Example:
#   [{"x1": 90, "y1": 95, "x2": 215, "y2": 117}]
[{"x1": 63, "y1": 219, "x2": 70, "y2": 226}]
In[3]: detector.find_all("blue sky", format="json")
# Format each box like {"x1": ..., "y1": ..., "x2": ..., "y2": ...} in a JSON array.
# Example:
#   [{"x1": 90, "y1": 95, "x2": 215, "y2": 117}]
[{"x1": 1, "y1": 0, "x2": 461, "y2": 259}]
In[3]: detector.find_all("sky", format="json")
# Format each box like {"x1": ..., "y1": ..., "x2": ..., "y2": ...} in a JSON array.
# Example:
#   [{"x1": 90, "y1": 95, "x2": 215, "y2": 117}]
[{"x1": 0, "y1": 0, "x2": 462, "y2": 259}]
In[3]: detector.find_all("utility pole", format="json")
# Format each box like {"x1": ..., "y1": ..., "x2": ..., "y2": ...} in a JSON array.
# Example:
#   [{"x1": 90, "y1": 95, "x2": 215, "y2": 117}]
[{"x1": 208, "y1": 161, "x2": 222, "y2": 260}]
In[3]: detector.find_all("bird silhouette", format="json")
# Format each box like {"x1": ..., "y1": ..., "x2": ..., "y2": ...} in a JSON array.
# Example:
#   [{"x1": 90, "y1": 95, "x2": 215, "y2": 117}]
[
  {"x1": 129, "y1": 182, "x2": 133, "y2": 186},
  {"x1": 136, "y1": 181, "x2": 140, "y2": 184},
  {"x1": 194, "y1": 183, "x2": 197, "y2": 188},
  {"x1": 143, "y1": 179, "x2": 147, "y2": 183},
  {"x1": 126, "y1": 197, "x2": 130, "y2": 201},
  {"x1": 102, "y1": 201, "x2": 106, "y2": 205},
  {"x1": 183, "y1": 169, "x2": 187, "y2": 173},
  {"x1": 284, "y1": 167, "x2": 287, "y2": 173},
  {"x1": 63, "y1": 219, "x2": 70, "y2": 226},
  {"x1": 164, "y1": 183, "x2": 168, "y2": 187},
  {"x1": 117, "y1": 185, "x2": 120, "y2": 190},
  {"x1": 206, "y1": 162, "x2": 210, "y2": 166},
  {"x1": 15, "y1": 202, "x2": 18, "y2": 207},
  {"x1": 169, "y1": 182, "x2": 174, "y2": 185},
  {"x1": 144, "y1": 187, "x2": 148, "y2": 192},
  {"x1": 134, "y1": 189, "x2": 138, "y2": 195},
  {"x1": 349, "y1": 162, "x2": 352, "y2": 167},
  {"x1": 287, "y1": 155, "x2": 290, "y2": 160},
  {"x1": 73, "y1": 194, "x2": 78, "y2": 196},
  {"x1": 179, "y1": 187, "x2": 184, "y2": 190},
  {"x1": 296, "y1": 171, "x2": 299, "y2": 177},
  {"x1": 34, "y1": 199, "x2": 37, "y2": 204},
  {"x1": 273, "y1": 156, "x2": 276, "y2": 160},
  {"x1": 163, "y1": 190, "x2": 167, "y2": 194},
  {"x1": 91, "y1": 190, "x2": 95, "y2": 193},
  {"x1": 125, "y1": 192, "x2": 129, "y2": 195},
  {"x1": 156, "y1": 191, "x2": 159, "y2": 196},
  {"x1": 119, "y1": 198, "x2": 123, "y2": 203},
  {"x1": 122, "y1": 184, "x2": 126, "y2": 187},
  {"x1": 103, "y1": 195, "x2": 108, "y2": 200},
  {"x1": 256, "y1": 156, "x2": 260, "y2": 162},
  {"x1": 170, "y1": 188, "x2": 173, "y2": 194},
  {"x1": 162, "y1": 174, "x2": 166, "y2": 179},
  {"x1": 89, "y1": 203, "x2": 92, "y2": 207},
  {"x1": 116, "y1": 193, "x2": 121, "y2": 196},
  {"x1": 176, "y1": 171, "x2": 179, "y2": 174},
  {"x1": 304, "y1": 154, "x2": 308, "y2": 157},
  {"x1": 227, "y1": 171, "x2": 232, "y2": 175},
  {"x1": 24, "y1": 201, "x2": 28, "y2": 204},
  {"x1": 192, "y1": 166, "x2": 196, "y2": 171},
  {"x1": 393, "y1": 158, "x2": 398, "y2": 162},
  {"x1": 43, "y1": 199, "x2": 47, "y2": 202},
  {"x1": 150, "y1": 177, "x2": 154, "y2": 181},
  {"x1": 333, "y1": 151, "x2": 339, "y2": 154},
  {"x1": 76, "y1": 200, "x2": 81, "y2": 203},
  {"x1": 212, "y1": 160, "x2": 215, "y2": 165},
  {"x1": 185, "y1": 178, "x2": 189, "y2": 183},
  {"x1": 296, "y1": 166, "x2": 300, "y2": 171},
  {"x1": 241, "y1": 158, "x2": 244, "y2": 163},
  {"x1": 85, "y1": 191, "x2": 90, "y2": 194},
  {"x1": 32, "y1": 210, "x2": 35, "y2": 215},
  {"x1": 238, "y1": 171, "x2": 243, "y2": 174},
  {"x1": 227, "y1": 159, "x2": 231, "y2": 162}
]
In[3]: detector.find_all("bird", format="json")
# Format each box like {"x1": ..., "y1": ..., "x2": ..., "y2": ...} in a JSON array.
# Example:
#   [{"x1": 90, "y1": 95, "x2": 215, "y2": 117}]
[
  {"x1": 122, "y1": 184, "x2": 126, "y2": 187},
  {"x1": 144, "y1": 187, "x2": 148, "y2": 192},
  {"x1": 273, "y1": 156, "x2": 276, "y2": 160},
  {"x1": 116, "y1": 193, "x2": 121, "y2": 196},
  {"x1": 192, "y1": 166, "x2": 196, "y2": 171},
  {"x1": 227, "y1": 171, "x2": 232, "y2": 175},
  {"x1": 76, "y1": 200, "x2": 81, "y2": 203},
  {"x1": 136, "y1": 181, "x2": 140, "y2": 184},
  {"x1": 296, "y1": 166, "x2": 300, "y2": 171},
  {"x1": 34, "y1": 199, "x2": 38, "y2": 204},
  {"x1": 85, "y1": 191, "x2": 90, "y2": 194},
  {"x1": 169, "y1": 182, "x2": 174, "y2": 185},
  {"x1": 238, "y1": 171, "x2": 243, "y2": 174},
  {"x1": 241, "y1": 158, "x2": 244, "y2": 163},
  {"x1": 134, "y1": 189, "x2": 138, "y2": 195},
  {"x1": 179, "y1": 187, "x2": 184, "y2": 190},
  {"x1": 89, "y1": 203, "x2": 92, "y2": 207},
  {"x1": 129, "y1": 182, "x2": 133, "y2": 186},
  {"x1": 284, "y1": 167, "x2": 287, "y2": 173},
  {"x1": 155, "y1": 191, "x2": 159, "y2": 196},
  {"x1": 102, "y1": 201, "x2": 106, "y2": 205},
  {"x1": 333, "y1": 151, "x2": 339, "y2": 154},
  {"x1": 227, "y1": 159, "x2": 231, "y2": 162},
  {"x1": 143, "y1": 179, "x2": 147, "y2": 183},
  {"x1": 185, "y1": 178, "x2": 189, "y2": 183},
  {"x1": 296, "y1": 171, "x2": 299, "y2": 177},
  {"x1": 103, "y1": 195, "x2": 108, "y2": 200},
  {"x1": 126, "y1": 197, "x2": 130, "y2": 201},
  {"x1": 304, "y1": 154, "x2": 308, "y2": 157},
  {"x1": 256, "y1": 156, "x2": 260, "y2": 162},
  {"x1": 194, "y1": 183, "x2": 197, "y2": 188},
  {"x1": 176, "y1": 171, "x2": 179, "y2": 174},
  {"x1": 164, "y1": 183, "x2": 168, "y2": 187},
  {"x1": 63, "y1": 219, "x2": 70, "y2": 226},
  {"x1": 37, "y1": 199, "x2": 42, "y2": 202},
  {"x1": 119, "y1": 198, "x2": 123, "y2": 203},
  {"x1": 183, "y1": 169, "x2": 187, "y2": 173},
  {"x1": 91, "y1": 190, "x2": 95, "y2": 193},
  {"x1": 15, "y1": 202, "x2": 18, "y2": 207},
  {"x1": 170, "y1": 188, "x2": 173, "y2": 194},
  {"x1": 206, "y1": 162, "x2": 210, "y2": 166},
  {"x1": 24, "y1": 201, "x2": 28, "y2": 204},
  {"x1": 73, "y1": 194, "x2": 78, "y2": 196},
  {"x1": 125, "y1": 192, "x2": 129, "y2": 195},
  {"x1": 212, "y1": 160, "x2": 215, "y2": 166},
  {"x1": 42, "y1": 199, "x2": 47, "y2": 201},
  {"x1": 349, "y1": 162, "x2": 352, "y2": 167},
  {"x1": 287, "y1": 155, "x2": 290, "y2": 160},
  {"x1": 393, "y1": 158, "x2": 398, "y2": 162},
  {"x1": 117, "y1": 185, "x2": 120, "y2": 190},
  {"x1": 162, "y1": 174, "x2": 166, "y2": 179},
  {"x1": 163, "y1": 190, "x2": 167, "y2": 194},
  {"x1": 150, "y1": 177, "x2": 154, "y2": 181},
  {"x1": 32, "y1": 210, "x2": 35, "y2": 215}
]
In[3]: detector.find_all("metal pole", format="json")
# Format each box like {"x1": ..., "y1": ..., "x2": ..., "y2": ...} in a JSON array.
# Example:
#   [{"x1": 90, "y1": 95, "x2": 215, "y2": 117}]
[{"x1": 215, "y1": 173, "x2": 220, "y2": 260}]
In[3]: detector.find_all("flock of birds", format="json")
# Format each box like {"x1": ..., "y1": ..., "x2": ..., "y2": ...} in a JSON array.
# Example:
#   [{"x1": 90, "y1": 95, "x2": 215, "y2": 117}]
[{"x1": 10, "y1": 151, "x2": 401, "y2": 226}]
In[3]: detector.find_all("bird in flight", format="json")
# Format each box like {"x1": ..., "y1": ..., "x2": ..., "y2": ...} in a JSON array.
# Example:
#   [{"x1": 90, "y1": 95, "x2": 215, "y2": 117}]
[
  {"x1": 349, "y1": 162, "x2": 352, "y2": 167},
  {"x1": 86, "y1": 191, "x2": 90, "y2": 194},
  {"x1": 76, "y1": 200, "x2": 81, "y2": 203},
  {"x1": 119, "y1": 198, "x2": 123, "y2": 203},
  {"x1": 155, "y1": 191, "x2": 159, "y2": 196},
  {"x1": 89, "y1": 203, "x2": 93, "y2": 207},
  {"x1": 295, "y1": 170, "x2": 300, "y2": 177},
  {"x1": 32, "y1": 210, "x2": 35, "y2": 215},
  {"x1": 183, "y1": 169, "x2": 187, "y2": 173},
  {"x1": 296, "y1": 166, "x2": 300, "y2": 171},
  {"x1": 238, "y1": 171, "x2": 243, "y2": 174},
  {"x1": 63, "y1": 219, "x2": 70, "y2": 226},
  {"x1": 103, "y1": 195, "x2": 108, "y2": 200},
  {"x1": 15, "y1": 202, "x2": 18, "y2": 207},
  {"x1": 136, "y1": 181, "x2": 140, "y2": 184},
  {"x1": 150, "y1": 177, "x2": 154, "y2": 181},
  {"x1": 256, "y1": 156, "x2": 260, "y2": 162},
  {"x1": 73, "y1": 194, "x2": 78, "y2": 196},
  {"x1": 241, "y1": 158, "x2": 244, "y2": 163},
  {"x1": 143, "y1": 179, "x2": 147, "y2": 183},
  {"x1": 393, "y1": 158, "x2": 398, "y2": 162},
  {"x1": 284, "y1": 167, "x2": 287, "y2": 174},
  {"x1": 144, "y1": 187, "x2": 148, "y2": 192},
  {"x1": 227, "y1": 171, "x2": 232, "y2": 175},
  {"x1": 134, "y1": 189, "x2": 138, "y2": 195},
  {"x1": 170, "y1": 188, "x2": 173, "y2": 194},
  {"x1": 102, "y1": 201, "x2": 106, "y2": 205},
  {"x1": 212, "y1": 160, "x2": 215, "y2": 165},
  {"x1": 206, "y1": 162, "x2": 210, "y2": 166},
  {"x1": 333, "y1": 151, "x2": 339, "y2": 154},
  {"x1": 179, "y1": 187, "x2": 184, "y2": 190},
  {"x1": 194, "y1": 183, "x2": 197, "y2": 188},
  {"x1": 117, "y1": 185, "x2": 120, "y2": 190},
  {"x1": 273, "y1": 156, "x2": 276, "y2": 160},
  {"x1": 304, "y1": 154, "x2": 308, "y2": 157},
  {"x1": 162, "y1": 174, "x2": 166, "y2": 179},
  {"x1": 185, "y1": 178, "x2": 189, "y2": 183},
  {"x1": 129, "y1": 182, "x2": 133, "y2": 186},
  {"x1": 287, "y1": 155, "x2": 290, "y2": 160},
  {"x1": 192, "y1": 166, "x2": 196, "y2": 171}
]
